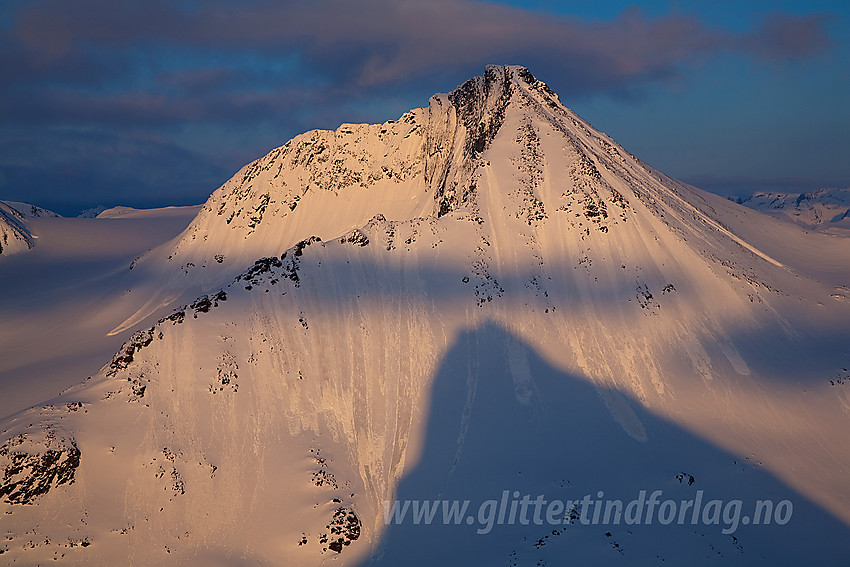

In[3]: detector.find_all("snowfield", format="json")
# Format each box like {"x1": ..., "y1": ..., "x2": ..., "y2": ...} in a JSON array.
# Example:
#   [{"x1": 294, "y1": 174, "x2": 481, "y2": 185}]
[{"x1": 1, "y1": 66, "x2": 849, "y2": 566}]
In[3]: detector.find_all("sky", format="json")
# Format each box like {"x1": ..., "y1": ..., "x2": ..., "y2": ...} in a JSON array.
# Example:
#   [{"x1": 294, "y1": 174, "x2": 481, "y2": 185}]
[{"x1": 1, "y1": 0, "x2": 848, "y2": 216}]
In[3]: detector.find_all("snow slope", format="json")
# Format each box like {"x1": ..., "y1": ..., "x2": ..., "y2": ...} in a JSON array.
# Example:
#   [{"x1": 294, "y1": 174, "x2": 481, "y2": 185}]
[
  {"x1": 0, "y1": 202, "x2": 36, "y2": 257},
  {"x1": 77, "y1": 206, "x2": 108, "y2": 218},
  {"x1": 0, "y1": 201, "x2": 61, "y2": 219},
  {"x1": 1, "y1": 66, "x2": 849, "y2": 565},
  {"x1": 0, "y1": 205, "x2": 201, "y2": 419},
  {"x1": 0, "y1": 201, "x2": 62, "y2": 257}
]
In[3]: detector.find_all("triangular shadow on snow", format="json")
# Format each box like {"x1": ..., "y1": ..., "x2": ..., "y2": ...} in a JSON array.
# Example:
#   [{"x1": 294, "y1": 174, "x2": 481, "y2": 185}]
[{"x1": 358, "y1": 321, "x2": 850, "y2": 566}]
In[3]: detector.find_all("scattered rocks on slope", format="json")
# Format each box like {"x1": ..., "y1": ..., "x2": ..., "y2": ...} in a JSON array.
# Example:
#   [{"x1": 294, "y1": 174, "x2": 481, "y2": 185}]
[
  {"x1": 676, "y1": 472, "x2": 696, "y2": 486},
  {"x1": 322, "y1": 507, "x2": 361, "y2": 553},
  {"x1": 0, "y1": 428, "x2": 81, "y2": 505},
  {"x1": 339, "y1": 228, "x2": 370, "y2": 247}
]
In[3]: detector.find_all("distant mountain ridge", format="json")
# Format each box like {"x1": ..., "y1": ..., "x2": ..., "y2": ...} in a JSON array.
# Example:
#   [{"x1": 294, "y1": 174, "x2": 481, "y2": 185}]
[
  {"x1": 731, "y1": 187, "x2": 850, "y2": 231},
  {"x1": 1, "y1": 201, "x2": 61, "y2": 219}
]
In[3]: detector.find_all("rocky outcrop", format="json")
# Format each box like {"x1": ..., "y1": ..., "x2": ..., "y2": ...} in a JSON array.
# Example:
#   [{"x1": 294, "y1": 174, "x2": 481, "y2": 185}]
[{"x1": 0, "y1": 428, "x2": 80, "y2": 505}]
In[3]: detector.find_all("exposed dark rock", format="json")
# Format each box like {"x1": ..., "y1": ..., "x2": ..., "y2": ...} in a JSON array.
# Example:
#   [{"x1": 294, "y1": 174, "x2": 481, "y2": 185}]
[
  {"x1": 190, "y1": 295, "x2": 213, "y2": 315},
  {"x1": 435, "y1": 65, "x2": 514, "y2": 217},
  {"x1": 292, "y1": 235, "x2": 322, "y2": 257},
  {"x1": 311, "y1": 450, "x2": 338, "y2": 489},
  {"x1": 0, "y1": 431, "x2": 81, "y2": 505},
  {"x1": 237, "y1": 256, "x2": 283, "y2": 283},
  {"x1": 210, "y1": 352, "x2": 239, "y2": 394},
  {"x1": 676, "y1": 472, "x2": 696, "y2": 486},
  {"x1": 635, "y1": 282, "x2": 659, "y2": 315},
  {"x1": 159, "y1": 309, "x2": 186, "y2": 326},
  {"x1": 324, "y1": 507, "x2": 361, "y2": 553},
  {"x1": 449, "y1": 65, "x2": 513, "y2": 160},
  {"x1": 247, "y1": 193, "x2": 271, "y2": 231},
  {"x1": 107, "y1": 328, "x2": 155, "y2": 376},
  {"x1": 339, "y1": 229, "x2": 370, "y2": 247}
]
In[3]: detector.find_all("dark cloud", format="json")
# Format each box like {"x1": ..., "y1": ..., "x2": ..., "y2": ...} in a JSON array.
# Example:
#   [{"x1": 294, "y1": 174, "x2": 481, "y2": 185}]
[
  {"x1": 0, "y1": 1, "x2": 838, "y2": 211},
  {"x1": 742, "y1": 13, "x2": 833, "y2": 61},
  {"x1": 2, "y1": 1, "x2": 834, "y2": 126},
  {"x1": 156, "y1": 67, "x2": 245, "y2": 94},
  {"x1": 9, "y1": 1, "x2": 832, "y2": 89},
  {"x1": 0, "y1": 84, "x2": 326, "y2": 126}
]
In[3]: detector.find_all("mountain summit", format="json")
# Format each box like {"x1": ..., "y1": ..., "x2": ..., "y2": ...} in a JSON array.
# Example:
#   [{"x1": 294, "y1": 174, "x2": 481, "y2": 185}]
[
  {"x1": 146, "y1": 65, "x2": 538, "y2": 281},
  {"x1": 2, "y1": 66, "x2": 850, "y2": 565}
]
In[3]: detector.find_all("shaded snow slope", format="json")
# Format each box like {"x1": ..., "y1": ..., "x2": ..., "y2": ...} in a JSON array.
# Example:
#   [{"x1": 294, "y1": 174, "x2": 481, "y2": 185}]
[
  {"x1": 77, "y1": 205, "x2": 108, "y2": 218},
  {"x1": 0, "y1": 201, "x2": 36, "y2": 256},
  {"x1": 1, "y1": 66, "x2": 849, "y2": 565},
  {"x1": 96, "y1": 205, "x2": 201, "y2": 219},
  {"x1": 1, "y1": 201, "x2": 61, "y2": 219},
  {"x1": 0, "y1": 201, "x2": 62, "y2": 257},
  {"x1": 0, "y1": 206, "x2": 200, "y2": 419}
]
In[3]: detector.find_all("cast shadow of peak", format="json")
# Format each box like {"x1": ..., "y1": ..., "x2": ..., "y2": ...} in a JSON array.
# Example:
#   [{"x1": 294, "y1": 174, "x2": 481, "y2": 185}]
[{"x1": 357, "y1": 322, "x2": 850, "y2": 567}]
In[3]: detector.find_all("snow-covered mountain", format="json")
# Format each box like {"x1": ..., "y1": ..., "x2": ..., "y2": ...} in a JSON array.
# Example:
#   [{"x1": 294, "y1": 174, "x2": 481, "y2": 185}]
[
  {"x1": 731, "y1": 188, "x2": 850, "y2": 232},
  {"x1": 0, "y1": 201, "x2": 61, "y2": 256},
  {"x1": 1, "y1": 200, "x2": 61, "y2": 219},
  {"x1": 77, "y1": 205, "x2": 108, "y2": 218},
  {"x1": 2, "y1": 66, "x2": 849, "y2": 566},
  {"x1": 0, "y1": 201, "x2": 36, "y2": 256}
]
